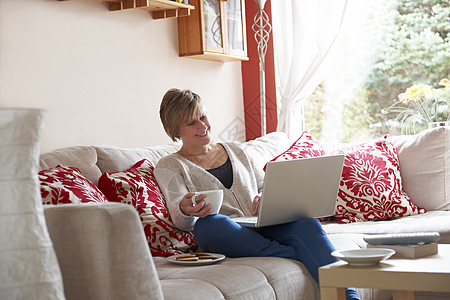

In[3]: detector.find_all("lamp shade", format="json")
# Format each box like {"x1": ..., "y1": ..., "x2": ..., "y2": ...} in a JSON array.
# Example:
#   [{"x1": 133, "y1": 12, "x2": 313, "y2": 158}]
[
  {"x1": 0, "y1": 109, "x2": 65, "y2": 299},
  {"x1": 255, "y1": 0, "x2": 267, "y2": 9}
]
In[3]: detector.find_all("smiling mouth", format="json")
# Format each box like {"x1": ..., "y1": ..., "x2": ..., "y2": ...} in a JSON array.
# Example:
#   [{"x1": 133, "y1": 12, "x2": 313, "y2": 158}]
[{"x1": 197, "y1": 132, "x2": 208, "y2": 137}]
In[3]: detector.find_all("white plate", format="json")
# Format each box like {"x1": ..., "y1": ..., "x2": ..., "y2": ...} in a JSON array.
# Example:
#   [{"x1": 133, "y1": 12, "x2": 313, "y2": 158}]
[
  {"x1": 331, "y1": 249, "x2": 395, "y2": 266},
  {"x1": 167, "y1": 253, "x2": 226, "y2": 266}
]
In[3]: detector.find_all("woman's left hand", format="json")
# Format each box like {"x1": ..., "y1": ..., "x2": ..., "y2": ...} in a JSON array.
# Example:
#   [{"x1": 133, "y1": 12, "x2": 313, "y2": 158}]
[{"x1": 252, "y1": 195, "x2": 261, "y2": 216}]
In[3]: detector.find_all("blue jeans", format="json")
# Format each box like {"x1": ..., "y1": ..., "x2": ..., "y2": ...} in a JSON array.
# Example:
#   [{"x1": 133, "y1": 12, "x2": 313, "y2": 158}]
[{"x1": 194, "y1": 214, "x2": 360, "y2": 300}]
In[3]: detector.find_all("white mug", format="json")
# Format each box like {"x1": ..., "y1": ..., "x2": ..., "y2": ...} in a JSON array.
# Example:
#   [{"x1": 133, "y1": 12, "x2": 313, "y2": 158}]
[{"x1": 192, "y1": 190, "x2": 223, "y2": 215}]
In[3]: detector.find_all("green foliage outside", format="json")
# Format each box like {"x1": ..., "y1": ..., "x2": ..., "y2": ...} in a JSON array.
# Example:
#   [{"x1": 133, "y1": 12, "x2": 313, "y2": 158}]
[
  {"x1": 342, "y1": 88, "x2": 375, "y2": 142},
  {"x1": 368, "y1": 0, "x2": 449, "y2": 135},
  {"x1": 304, "y1": 84, "x2": 326, "y2": 139},
  {"x1": 306, "y1": 0, "x2": 450, "y2": 141}
]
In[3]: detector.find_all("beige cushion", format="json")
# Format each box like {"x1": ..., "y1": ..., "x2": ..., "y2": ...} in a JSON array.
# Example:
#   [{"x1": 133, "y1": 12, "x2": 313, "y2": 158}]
[
  {"x1": 94, "y1": 132, "x2": 289, "y2": 175},
  {"x1": 40, "y1": 146, "x2": 101, "y2": 186},
  {"x1": 95, "y1": 144, "x2": 180, "y2": 174},
  {"x1": 154, "y1": 256, "x2": 318, "y2": 300},
  {"x1": 323, "y1": 211, "x2": 450, "y2": 243},
  {"x1": 389, "y1": 127, "x2": 450, "y2": 211}
]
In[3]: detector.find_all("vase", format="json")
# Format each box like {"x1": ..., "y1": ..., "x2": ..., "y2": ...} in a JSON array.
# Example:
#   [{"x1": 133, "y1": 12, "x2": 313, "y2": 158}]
[{"x1": 428, "y1": 121, "x2": 449, "y2": 129}]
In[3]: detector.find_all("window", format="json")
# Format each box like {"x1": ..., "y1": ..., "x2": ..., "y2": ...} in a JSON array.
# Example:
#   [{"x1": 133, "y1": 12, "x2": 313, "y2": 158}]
[{"x1": 305, "y1": 0, "x2": 449, "y2": 142}]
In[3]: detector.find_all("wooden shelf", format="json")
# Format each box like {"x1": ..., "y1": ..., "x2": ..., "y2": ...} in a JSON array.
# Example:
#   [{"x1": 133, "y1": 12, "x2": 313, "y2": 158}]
[
  {"x1": 59, "y1": 0, "x2": 195, "y2": 19},
  {"x1": 108, "y1": 0, "x2": 195, "y2": 19},
  {"x1": 178, "y1": 0, "x2": 248, "y2": 62}
]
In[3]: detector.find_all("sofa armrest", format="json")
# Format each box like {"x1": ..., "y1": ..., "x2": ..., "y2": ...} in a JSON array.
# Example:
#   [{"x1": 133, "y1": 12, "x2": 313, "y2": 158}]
[{"x1": 44, "y1": 203, "x2": 163, "y2": 300}]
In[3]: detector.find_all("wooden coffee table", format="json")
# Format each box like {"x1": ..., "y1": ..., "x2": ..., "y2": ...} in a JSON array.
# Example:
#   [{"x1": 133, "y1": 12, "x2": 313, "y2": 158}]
[{"x1": 319, "y1": 244, "x2": 450, "y2": 300}]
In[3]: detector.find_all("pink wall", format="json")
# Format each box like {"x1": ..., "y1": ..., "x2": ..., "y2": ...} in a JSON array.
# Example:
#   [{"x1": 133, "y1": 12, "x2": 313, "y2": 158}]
[{"x1": 0, "y1": 0, "x2": 245, "y2": 153}]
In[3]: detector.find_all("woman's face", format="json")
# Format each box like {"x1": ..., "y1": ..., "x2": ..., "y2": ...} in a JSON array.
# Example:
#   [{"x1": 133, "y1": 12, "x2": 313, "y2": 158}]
[{"x1": 177, "y1": 108, "x2": 211, "y2": 148}]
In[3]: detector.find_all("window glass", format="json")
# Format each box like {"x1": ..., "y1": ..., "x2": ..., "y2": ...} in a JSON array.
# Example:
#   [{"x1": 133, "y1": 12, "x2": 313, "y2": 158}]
[
  {"x1": 305, "y1": 0, "x2": 449, "y2": 142},
  {"x1": 204, "y1": 0, "x2": 222, "y2": 48},
  {"x1": 225, "y1": 0, "x2": 244, "y2": 51}
]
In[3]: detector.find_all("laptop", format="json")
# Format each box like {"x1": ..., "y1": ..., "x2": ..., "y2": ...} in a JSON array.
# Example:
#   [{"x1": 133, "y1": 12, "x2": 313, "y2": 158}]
[{"x1": 231, "y1": 154, "x2": 345, "y2": 228}]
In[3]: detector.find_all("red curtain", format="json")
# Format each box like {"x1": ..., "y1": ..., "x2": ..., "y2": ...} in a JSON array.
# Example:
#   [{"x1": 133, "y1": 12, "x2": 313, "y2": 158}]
[{"x1": 241, "y1": 0, "x2": 277, "y2": 141}]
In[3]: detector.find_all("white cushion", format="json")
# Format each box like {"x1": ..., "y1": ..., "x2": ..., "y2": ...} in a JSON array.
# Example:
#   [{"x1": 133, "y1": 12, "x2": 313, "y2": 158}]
[
  {"x1": 389, "y1": 127, "x2": 450, "y2": 211},
  {"x1": 0, "y1": 109, "x2": 65, "y2": 299},
  {"x1": 243, "y1": 131, "x2": 289, "y2": 171}
]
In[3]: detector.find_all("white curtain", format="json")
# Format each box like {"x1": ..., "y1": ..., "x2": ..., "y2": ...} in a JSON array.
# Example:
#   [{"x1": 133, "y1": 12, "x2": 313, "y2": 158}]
[{"x1": 272, "y1": 0, "x2": 348, "y2": 140}]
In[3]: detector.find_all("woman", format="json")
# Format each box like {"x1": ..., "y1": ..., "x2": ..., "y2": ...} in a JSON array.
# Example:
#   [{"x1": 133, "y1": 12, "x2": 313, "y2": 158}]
[{"x1": 154, "y1": 88, "x2": 360, "y2": 300}]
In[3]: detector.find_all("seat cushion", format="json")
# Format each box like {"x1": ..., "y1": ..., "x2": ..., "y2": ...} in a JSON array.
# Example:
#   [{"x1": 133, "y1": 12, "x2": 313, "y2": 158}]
[
  {"x1": 323, "y1": 211, "x2": 450, "y2": 243},
  {"x1": 154, "y1": 256, "x2": 318, "y2": 300}
]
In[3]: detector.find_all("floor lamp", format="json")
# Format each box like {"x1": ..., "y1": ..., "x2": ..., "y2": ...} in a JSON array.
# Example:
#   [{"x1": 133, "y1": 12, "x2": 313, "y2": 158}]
[{"x1": 252, "y1": 0, "x2": 272, "y2": 136}]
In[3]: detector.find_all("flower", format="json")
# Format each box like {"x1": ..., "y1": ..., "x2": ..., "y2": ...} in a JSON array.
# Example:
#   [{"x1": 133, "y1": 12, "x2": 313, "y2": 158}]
[
  {"x1": 398, "y1": 84, "x2": 432, "y2": 104},
  {"x1": 440, "y1": 78, "x2": 450, "y2": 87},
  {"x1": 385, "y1": 78, "x2": 449, "y2": 133}
]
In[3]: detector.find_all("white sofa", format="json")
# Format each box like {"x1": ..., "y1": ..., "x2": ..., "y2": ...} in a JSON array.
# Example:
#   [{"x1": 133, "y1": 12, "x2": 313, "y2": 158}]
[{"x1": 39, "y1": 127, "x2": 450, "y2": 300}]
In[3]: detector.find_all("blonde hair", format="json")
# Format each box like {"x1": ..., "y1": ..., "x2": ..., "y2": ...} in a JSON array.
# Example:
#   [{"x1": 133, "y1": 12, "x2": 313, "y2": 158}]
[{"x1": 159, "y1": 88, "x2": 204, "y2": 142}]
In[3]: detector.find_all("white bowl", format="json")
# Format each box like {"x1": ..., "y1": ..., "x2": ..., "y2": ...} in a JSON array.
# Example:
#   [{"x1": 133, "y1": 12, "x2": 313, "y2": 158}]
[{"x1": 331, "y1": 248, "x2": 396, "y2": 266}]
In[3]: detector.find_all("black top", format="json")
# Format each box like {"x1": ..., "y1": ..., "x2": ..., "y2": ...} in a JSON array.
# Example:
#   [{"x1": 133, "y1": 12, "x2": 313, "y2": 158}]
[{"x1": 207, "y1": 157, "x2": 233, "y2": 189}]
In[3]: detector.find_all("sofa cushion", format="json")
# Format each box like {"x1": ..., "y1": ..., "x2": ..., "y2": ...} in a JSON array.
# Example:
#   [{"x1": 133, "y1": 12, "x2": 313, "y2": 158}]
[
  {"x1": 39, "y1": 146, "x2": 102, "y2": 186},
  {"x1": 95, "y1": 144, "x2": 180, "y2": 174},
  {"x1": 95, "y1": 132, "x2": 288, "y2": 176},
  {"x1": 270, "y1": 131, "x2": 425, "y2": 223},
  {"x1": 154, "y1": 256, "x2": 319, "y2": 300},
  {"x1": 243, "y1": 131, "x2": 290, "y2": 171},
  {"x1": 327, "y1": 233, "x2": 368, "y2": 251},
  {"x1": 39, "y1": 165, "x2": 109, "y2": 205},
  {"x1": 98, "y1": 159, "x2": 197, "y2": 256},
  {"x1": 323, "y1": 210, "x2": 450, "y2": 244},
  {"x1": 389, "y1": 126, "x2": 449, "y2": 211},
  {"x1": 270, "y1": 131, "x2": 325, "y2": 162}
]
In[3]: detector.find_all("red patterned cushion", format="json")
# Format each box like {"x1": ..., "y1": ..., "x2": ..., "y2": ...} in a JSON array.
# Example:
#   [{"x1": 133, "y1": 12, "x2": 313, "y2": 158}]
[
  {"x1": 98, "y1": 159, "x2": 197, "y2": 256},
  {"x1": 270, "y1": 132, "x2": 426, "y2": 223},
  {"x1": 264, "y1": 132, "x2": 326, "y2": 171},
  {"x1": 39, "y1": 165, "x2": 109, "y2": 205},
  {"x1": 273, "y1": 131, "x2": 326, "y2": 161}
]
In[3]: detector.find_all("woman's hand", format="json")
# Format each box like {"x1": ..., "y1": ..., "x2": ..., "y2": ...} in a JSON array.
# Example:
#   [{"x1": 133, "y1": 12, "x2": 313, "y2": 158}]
[
  {"x1": 179, "y1": 192, "x2": 212, "y2": 218},
  {"x1": 252, "y1": 194, "x2": 261, "y2": 216}
]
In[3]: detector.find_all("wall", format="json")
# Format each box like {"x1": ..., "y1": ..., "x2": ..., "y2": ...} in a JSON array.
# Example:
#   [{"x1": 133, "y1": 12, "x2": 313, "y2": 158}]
[{"x1": 0, "y1": 0, "x2": 245, "y2": 153}]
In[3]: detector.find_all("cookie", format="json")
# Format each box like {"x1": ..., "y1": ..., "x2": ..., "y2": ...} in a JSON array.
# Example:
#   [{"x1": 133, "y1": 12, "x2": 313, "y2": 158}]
[
  {"x1": 197, "y1": 255, "x2": 218, "y2": 260},
  {"x1": 175, "y1": 252, "x2": 219, "y2": 261},
  {"x1": 176, "y1": 256, "x2": 199, "y2": 261}
]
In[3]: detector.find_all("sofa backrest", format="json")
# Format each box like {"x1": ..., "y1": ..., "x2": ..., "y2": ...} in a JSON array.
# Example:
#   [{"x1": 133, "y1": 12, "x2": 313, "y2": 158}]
[
  {"x1": 40, "y1": 146, "x2": 102, "y2": 185},
  {"x1": 39, "y1": 131, "x2": 290, "y2": 186},
  {"x1": 94, "y1": 144, "x2": 180, "y2": 174},
  {"x1": 39, "y1": 128, "x2": 449, "y2": 212}
]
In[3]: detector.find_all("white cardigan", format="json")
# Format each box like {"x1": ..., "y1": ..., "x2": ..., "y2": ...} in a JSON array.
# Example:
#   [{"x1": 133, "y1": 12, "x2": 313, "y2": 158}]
[{"x1": 154, "y1": 141, "x2": 264, "y2": 232}]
